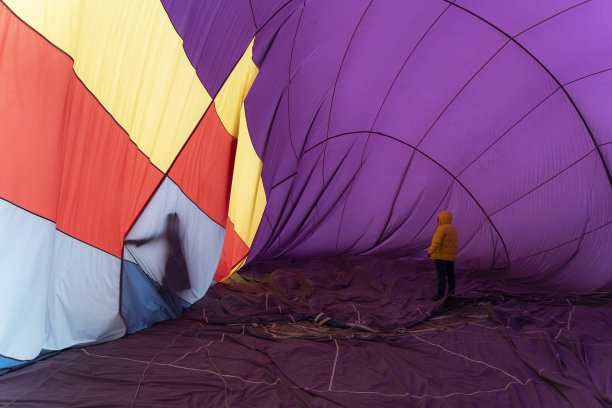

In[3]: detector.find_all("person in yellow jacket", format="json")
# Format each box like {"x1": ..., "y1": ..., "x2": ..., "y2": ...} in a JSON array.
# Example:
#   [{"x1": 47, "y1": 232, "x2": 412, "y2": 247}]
[{"x1": 427, "y1": 210, "x2": 458, "y2": 301}]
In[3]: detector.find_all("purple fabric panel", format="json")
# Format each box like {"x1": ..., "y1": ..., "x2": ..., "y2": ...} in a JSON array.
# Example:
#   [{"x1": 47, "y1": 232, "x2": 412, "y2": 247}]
[
  {"x1": 332, "y1": 144, "x2": 453, "y2": 257},
  {"x1": 491, "y1": 152, "x2": 601, "y2": 264},
  {"x1": 371, "y1": 6, "x2": 507, "y2": 146},
  {"x1": 251, "y1": 1, "x2": 302, "y2": 68},
  {"x1": 566, "y1": 69, "x2": 612, "y2": 146},
  {"x1": 242, "y1": 1, "x2": 611, "y2": 288},
  {"x1": 354, "y1": 150, "x2": 453, "y2": 258},
  {"x1": 251, "y1": 210, "x2": 276, "y2": 256},
  {"x1": 455, "y1": 0, "x2": 585, "y2": 36},
  {"x1": 442, "y1": 183, "x2": 509, "y2": 270},
  {"x1": 507, "y1": 240, "x2": 582, "y2": 285},
  {"x1": 419, "y1": 42, "x2": 558, "y2": 176},
  {"x1": 601, "y1": 144, "x2": 612, "y2": 176},
  {"x1": 584, "y1": 152, "x2": 612, "y2": 230},
  {"x1": 161, "y1": 0, "x2": 256, "y2": 97},
  {"x1": 258, "y1": 76, "x2": 299, "y2": 194},
  {"x1": 248, "y1": 0, "x2": 371, "y2": 157},
  {"x1": 460, "y1": 221, "x2": 508, "y2": 271},
  {"x1": 558, "y1": 223, "x2": 612, "y2": 288},
  {"x1": 289, "y1": 0, "x2": 371, "y2": 152},
  {"x1": 501, "y1": 167, "x2": 610, "y2": 290},
  {"x1": 326, "y1": 0, "x2": 447, "y2": 137},
  {"x1": 517, "y1": 223, "x2": 612, "y2": 291},
  {"x1": 275, "y1": 136, "x2": 369, "y2": 258},
  {"x1": 329, "y1": 137, "x2": 419, "y2": 255},
  {"x1": 250, "y1": 137, "x2": 429, "y2": 261},
  {"x1": 326, "y1": 138, "x2": 420, "y2": 255},
  {"x1": 249, "y1": 178, "x2": 292, "y2": 259},
  {"x1": 460, "y1": 91, "x2": 593, "y2": 214},
  {"x1": 246, "y1": 7, "x2": 295, "y2": 159},
  {"x1": 251, "y1": 0, "x2": 294, "y2": 29},
  {"x1": 516, "y1": 1, "x2": 612, "y2": 84}
]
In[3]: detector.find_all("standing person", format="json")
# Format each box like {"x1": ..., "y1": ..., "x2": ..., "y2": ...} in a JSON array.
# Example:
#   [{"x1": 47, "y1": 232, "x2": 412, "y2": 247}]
[{"x1": 427, "y1": 211, "x2": 458, "y2": 301}]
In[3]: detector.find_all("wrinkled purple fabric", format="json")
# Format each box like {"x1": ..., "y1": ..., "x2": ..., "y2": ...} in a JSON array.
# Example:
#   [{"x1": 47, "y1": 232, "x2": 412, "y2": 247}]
[
  {"x1": 238, "y1": 0, "x2": 612, "y2": 290},
  {"x1": 1, "y1": 257, "x2": 610, "y2": 407},
  {"x1": 161, "y1": 0, "x2": 256, "y2": 97},
  {"x1": 186, "y1": 257, "x2": 441, "y2": 330}
]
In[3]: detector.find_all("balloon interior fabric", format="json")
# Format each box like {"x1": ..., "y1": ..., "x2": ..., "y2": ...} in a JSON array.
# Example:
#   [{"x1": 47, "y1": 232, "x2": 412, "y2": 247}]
[
  {"x1": 2, "y1": 257, "x2": 612, "y2": 407},
  {"x1": 0, "y1": 0, "x2": 611, "y2": 406}
]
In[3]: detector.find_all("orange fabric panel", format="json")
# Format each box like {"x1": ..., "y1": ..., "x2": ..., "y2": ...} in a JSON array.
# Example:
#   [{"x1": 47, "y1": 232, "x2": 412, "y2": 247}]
[
  {"x1": 169, "y1": 103, "x2": 237, "y2": 226},
  {"x1": 0, "y1": 5, "x2": 64, "y2": 220},
  {"x1": 213, "y1": 220, "x2": 249, "y2": 281},
  {"x1": 0, "y1": 4, "x2": 162, "y2": 256},
  {"x1": 169, "y1": 102, "x2": 251, "y2": 281}
]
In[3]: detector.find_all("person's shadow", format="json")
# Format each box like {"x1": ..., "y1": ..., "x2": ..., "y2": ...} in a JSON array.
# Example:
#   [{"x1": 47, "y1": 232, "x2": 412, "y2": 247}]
[{"x1": 125, "y1": 212, "x2": 191, "y2": 295}]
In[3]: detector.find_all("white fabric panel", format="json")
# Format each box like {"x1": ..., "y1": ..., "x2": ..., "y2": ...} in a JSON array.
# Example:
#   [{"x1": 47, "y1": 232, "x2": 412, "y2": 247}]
[
  {"x1": 45, "y1": 232, "x2": 124, "y2": 351},
  {"x1": 0, "y1": 201, "x2": 53, "y2": 360},
  {"x1": 0, "y1": 200, "x2": 124, "y2": 360},
  {"x1": 125, "y1": 178, "x2": 225, "y2": 303}
]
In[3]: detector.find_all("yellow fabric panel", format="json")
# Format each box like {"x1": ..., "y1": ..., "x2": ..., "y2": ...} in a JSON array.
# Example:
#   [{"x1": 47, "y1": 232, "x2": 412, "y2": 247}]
[
  {"x1": 227, "y1": 105, "x2": 267, "y2": 247},
  {"x1": 231, "y1": 258, "x2": 247, "y2": 275},
  {"x1": 215, "y1": 40, "x2": 258, "y2": 137},
  {"x1": 217, "y1": 39, "x2": 265, "y2": 251},
  {"x1": 5, "y1": 0, "x2": 210, "y2": 172}
]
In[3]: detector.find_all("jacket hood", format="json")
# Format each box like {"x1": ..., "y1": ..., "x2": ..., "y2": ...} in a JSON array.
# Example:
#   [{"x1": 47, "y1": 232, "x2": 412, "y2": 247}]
[{"x1": 438, "y1": 211, "x2": 453, "y2": 225}]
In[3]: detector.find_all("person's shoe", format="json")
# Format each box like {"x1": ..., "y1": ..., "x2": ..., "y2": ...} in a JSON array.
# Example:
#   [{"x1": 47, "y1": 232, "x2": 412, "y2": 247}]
[{"x1": 430, "y1": 295, "x2": 442, "y2": 301}]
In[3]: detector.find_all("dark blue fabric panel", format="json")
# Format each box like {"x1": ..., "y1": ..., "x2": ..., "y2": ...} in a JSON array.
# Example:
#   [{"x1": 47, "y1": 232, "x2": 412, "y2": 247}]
[
  {"x1": 0, "y1": 356, "x2": 25, "y2": 371},
  {"x1": 121, "y1": 260, "x2": 188, "y2": 334}
]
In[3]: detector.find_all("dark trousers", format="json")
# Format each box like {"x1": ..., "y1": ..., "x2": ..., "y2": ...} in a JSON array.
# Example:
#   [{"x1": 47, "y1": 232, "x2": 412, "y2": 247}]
[{"x1": 435, "y1": 260, "x2": 455, "y2": 297}]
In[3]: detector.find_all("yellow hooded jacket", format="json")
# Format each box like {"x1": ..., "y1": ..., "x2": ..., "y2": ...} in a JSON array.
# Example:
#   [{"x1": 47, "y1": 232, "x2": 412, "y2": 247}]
[{"x1": 428, "y1": 211, "x2": 458, "y2": 261}]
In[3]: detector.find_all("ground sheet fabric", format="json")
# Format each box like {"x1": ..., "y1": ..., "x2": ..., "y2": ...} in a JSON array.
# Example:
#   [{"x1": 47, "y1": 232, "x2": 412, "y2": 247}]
[{"x1": 1, "y1": 258, "x2": 610, "y2": 407}]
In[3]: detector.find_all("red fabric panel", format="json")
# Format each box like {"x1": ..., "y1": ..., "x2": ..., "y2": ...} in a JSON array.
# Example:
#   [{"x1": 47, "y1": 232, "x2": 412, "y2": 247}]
[
  {"x1": 169, "y1": 103, "x2": 237, "y2": 226},
  {"x1": 0, "y1": 4, "x2": 162, "y2": 257},
  {"x1": 213, "y1": 220, "x2": 249, "y2": 281},
  {"x1": 170, "y1": 103, "x2": 252, "y2": 281}
]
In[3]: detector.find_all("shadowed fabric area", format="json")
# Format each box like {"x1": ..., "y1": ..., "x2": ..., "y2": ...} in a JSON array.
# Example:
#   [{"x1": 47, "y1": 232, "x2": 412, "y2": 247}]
[{"x1": 1, "y1": 257, "x2": 610, "y2": 407}]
